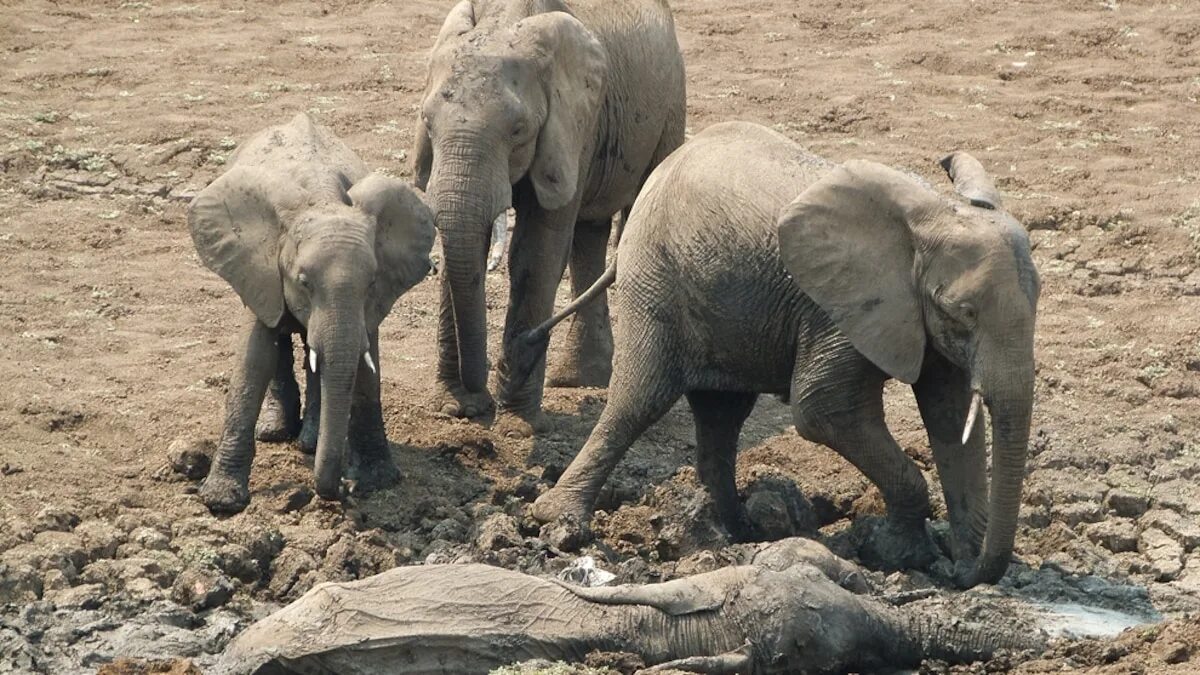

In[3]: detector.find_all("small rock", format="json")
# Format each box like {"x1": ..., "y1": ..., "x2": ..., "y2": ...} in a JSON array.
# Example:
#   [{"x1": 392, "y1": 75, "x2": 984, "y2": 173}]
[
  {"x1": 171, "y1": 567, "x2": 234, "y2": 610},
  {"x1": 129, "y1": 526, "x2": 171, "y2": 552},
  {"x1": 268, "y1": 548, "x2": 318, "y2": 599},
  {"x1": 74, "y1": 519, "x2": 124, "y2": 561},
  {"x1": 1140, "y1": 509, "x2": 1200, "y2": 552},
  {"x1": 1105, "y1": 489, "x2": 1150, "y2": 518},
  {"x1": 49, "y1": 582, "x2": 105, "y2": 610},
  {"x1": 428, "y1": 517, "x2": 466, "y2": 542},
  {"x1": 166, "y1": 438, "x2": 214, "y2": 480},
  {"x1": 271, "y1": 485, "x2": 314, "y2": 514},
  {"x1": 82, "y1": 557, "x2": 172, "y2": 589},
  {"x1": 0, "y1": 562, "x2": 43, "y2": 603},
  {"x1": 1085, "y1": 519, "x2": 1138, "y2": 553},
  {"x1": 33, "y1": 505, "x2": 80, "y2": 533},
  {"x1": 1051, "y1": 500, "x2": 1103, "y2": 528},
  {"x1": 41, "y1": 567, "x2": 73, "y2": 592},
  {"x1": 474, "y1": 513, "x2": 522, "y2": 551},
  {"x1": 216, "y1": 544, "x2": 260, "y2": 583},
  {"x1": 1139, "y1": 528, "x2": 1184, "y2": 581},
  {"x1": 1154, "y1": 640, "x2": 1191, "y2": 665}
]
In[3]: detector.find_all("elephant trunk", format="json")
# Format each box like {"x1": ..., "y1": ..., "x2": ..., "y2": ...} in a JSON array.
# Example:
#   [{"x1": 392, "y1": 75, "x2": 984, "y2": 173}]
[
  {"x1": 967, "y1": 335, "x2": 1036, "y2": 586},
  {"x1": 883, "y1": 607, "x2": 1043, "y2": 665},
  {"x1": 309, "y1": 305, "x2": 368, "y2": 500},
  {"x1": 428, "y1": 141, "x2": 510, "y2": 393}
]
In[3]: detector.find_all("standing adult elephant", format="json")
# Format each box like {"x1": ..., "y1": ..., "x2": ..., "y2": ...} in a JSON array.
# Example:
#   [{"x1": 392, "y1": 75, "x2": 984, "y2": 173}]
[
  {"x1": 414, "y1": 0, "x2": 686, "y2": 436},
  {"x1": 532, "y1": 122, "x2": 1040, "y2": 588}
]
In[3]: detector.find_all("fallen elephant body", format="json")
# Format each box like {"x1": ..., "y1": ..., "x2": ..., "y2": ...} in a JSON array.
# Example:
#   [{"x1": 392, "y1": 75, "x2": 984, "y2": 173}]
[{"x1": 216, "y1": 539, "x2": 1042, "y2": 674}]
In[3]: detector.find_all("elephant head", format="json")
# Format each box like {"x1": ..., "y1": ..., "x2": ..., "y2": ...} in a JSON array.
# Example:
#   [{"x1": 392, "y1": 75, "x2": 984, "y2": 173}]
[
  {"x1": 189, "y1": 170, "x2": 434, "y2": 498},
  {"x1": 777, "y1": 154, "x2": 1039, "y2": 586},
  {"x1": 413, "y1": 0, "x2": 607, "y2": 393}
]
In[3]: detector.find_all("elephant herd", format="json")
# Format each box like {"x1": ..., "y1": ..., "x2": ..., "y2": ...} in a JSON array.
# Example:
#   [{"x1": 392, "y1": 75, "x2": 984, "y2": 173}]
[{"x1": 189, "y1": 0, "x2": 1038, "y2": 597}]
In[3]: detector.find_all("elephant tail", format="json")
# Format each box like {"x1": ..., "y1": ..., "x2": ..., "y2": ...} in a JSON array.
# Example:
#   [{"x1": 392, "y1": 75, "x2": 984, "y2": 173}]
[{"x1": 507, "y1": 209, "x2": 625, "y2": 389}]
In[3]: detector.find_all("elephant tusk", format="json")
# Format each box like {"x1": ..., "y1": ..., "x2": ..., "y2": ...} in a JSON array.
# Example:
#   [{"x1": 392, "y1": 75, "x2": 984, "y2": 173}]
[
  {"x1": 308, "y1": 349, "x2": 317, "y2": 374},
  {"x1": 364, "y1": 351, "x2": 377, "y2": 374},
  {"x1": 962, "y1": 391, "x2": 982, "y2": 445}
]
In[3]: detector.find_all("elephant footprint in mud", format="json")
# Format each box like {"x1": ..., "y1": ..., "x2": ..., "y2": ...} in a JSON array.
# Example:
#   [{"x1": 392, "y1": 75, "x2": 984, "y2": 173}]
[
  {"x1": 189, "y1": 113, "x2": 434, "y2": 514},
  {"x1": 414, "y1": 0, "x2": 686, "y2": 437},
  {"x1": 532, "y1": 122, "x2": 1040, "y2": 587}
]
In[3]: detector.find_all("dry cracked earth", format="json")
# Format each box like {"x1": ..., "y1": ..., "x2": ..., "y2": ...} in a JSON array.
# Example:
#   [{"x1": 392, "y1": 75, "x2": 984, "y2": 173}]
[{"x1": 2, "y1": 0, "x2": 1200, "y2": 673}]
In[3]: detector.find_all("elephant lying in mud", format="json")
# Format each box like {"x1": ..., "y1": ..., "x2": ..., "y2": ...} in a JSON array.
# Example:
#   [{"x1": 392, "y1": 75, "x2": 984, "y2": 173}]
[
  {"x1": 216, "y1": 539, "x2": 1041, "y2": 674},
  {"x1": 415, "y1": 0, "x2": 686, "y2": 437},
  {"x1": 530, "y1": 121, "x2": 1040, "y2": 587},
  {"x1": 189, "y1": 113, "x2": 434, "y2": 513}
]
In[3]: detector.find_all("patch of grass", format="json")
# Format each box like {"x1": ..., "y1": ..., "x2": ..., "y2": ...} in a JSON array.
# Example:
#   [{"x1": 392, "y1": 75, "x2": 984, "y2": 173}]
[
  {"x1": 32, "y1": 110, "x2": 60, "y2": 124},
  {"x1": 490, "y1": 663, "x2": 611, "y2": 675}
]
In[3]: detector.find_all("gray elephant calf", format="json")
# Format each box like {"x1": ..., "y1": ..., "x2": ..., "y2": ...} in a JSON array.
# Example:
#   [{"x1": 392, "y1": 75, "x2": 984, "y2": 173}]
[
  {"x1": 532, "y1": 122, "x2": 1040, "y2": 588},
  {"x1": 189, "y1": 113, "x2": 434, "y2": 513},
  {"x1": 216, "y1": 538, "x2": 1040, "y2": 674}
]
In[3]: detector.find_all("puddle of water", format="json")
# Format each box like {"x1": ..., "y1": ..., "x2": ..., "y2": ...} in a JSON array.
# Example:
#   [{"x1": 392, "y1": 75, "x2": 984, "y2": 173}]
[{"x1": 1034, "y1": 601, "x2": 1159, "y2": 638}]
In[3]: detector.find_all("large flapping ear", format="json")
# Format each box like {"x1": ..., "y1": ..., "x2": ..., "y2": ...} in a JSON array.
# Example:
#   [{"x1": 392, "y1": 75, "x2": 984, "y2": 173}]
[
  {"x1": 189, "y1": 166, "x2": 285, "y2": 327},
  {"x1": 517, "y1": 12, "x2": 607, "y2": 211},
  {"x1": 778, "y1": 160, "x2": 943, "y2": 384},
  {"x1": 940, "y1": 152, "x2": 1002, "y2": 210},
  {"x1": 349, "y1": 174, "x2": 436, "y2": 323}
]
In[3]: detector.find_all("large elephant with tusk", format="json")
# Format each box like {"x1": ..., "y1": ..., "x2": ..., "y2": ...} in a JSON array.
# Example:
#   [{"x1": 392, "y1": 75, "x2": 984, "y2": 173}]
[
  {"x1": 532, "y1": 122, "x2": 1041, "y2": 587},
  {"x1": 189, "y1": 113, "x2": 434, "y2": 514}
]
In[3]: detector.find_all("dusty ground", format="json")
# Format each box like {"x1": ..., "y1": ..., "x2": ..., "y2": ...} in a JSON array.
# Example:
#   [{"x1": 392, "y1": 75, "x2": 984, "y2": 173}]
[{"x1": 2, "y1": 0, "x2": 1200, "y2": 672}]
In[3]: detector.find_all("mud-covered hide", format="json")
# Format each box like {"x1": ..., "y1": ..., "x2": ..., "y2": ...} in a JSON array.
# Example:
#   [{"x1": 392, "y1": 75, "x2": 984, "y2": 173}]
[{"x1": 215, "y1": 564, "x2": 617, "y2": 675}]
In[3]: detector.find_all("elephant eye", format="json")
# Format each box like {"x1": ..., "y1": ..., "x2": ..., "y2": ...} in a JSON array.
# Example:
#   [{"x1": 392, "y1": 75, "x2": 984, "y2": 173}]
[
  {"x1": 957, "y1": 302, "x2": 978, "y2": 325},
  {"x1": 511, "y1": 123, "x2": 527, "y2": 140},
  {"x1": 298, "y1": 272, "x2": 311, "y2": 290}
]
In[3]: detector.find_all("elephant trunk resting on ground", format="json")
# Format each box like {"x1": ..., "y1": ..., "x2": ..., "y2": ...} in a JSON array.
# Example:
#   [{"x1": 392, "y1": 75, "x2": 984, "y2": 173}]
[
  {"x1": 529, "y1": 121, "x2": 1040, "y2": 588},
  {"x1": 216, "y1": 538, "x2": 1041, "y2": 674}
]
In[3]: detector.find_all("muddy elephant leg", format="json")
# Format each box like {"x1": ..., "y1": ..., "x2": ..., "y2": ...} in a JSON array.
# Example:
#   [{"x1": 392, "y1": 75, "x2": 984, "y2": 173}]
[
  {"x1": 430, "y1": 272, "x2": 495, "y2": 418},
  {"x1": 347, "y1": 333, "x2": 400, "y2": 494},
  {"x1": 298, "y1": 341, "x2": 319, "y2": 454},
  {"x1": 686, "y1": 390, "x2": 758, "y2": 540},
  {"x1": 532, "y1": 335, "x2": 682, "y2": 527},
  {"x1": 546, "y1": 217, "x2": 613, "y2": 388},
  {"x1": 792, "y1": 340, "x2": 935, "y2": 570},
  {"x1": 494, "y1": 202, "x2": 579, "y2": 437},
  {"x1": 913, "y1": 350, "x2": 988, "y2": 564},
  {"x1": 200, "y1": 315, "x2": 278, "y2": 514},
  {"x1": 256, "y1": 332, "x2": 302, "y2": 442}
]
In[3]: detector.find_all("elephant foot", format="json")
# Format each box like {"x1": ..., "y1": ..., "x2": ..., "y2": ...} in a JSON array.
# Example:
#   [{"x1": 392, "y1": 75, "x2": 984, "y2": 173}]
[
  {"x1": 537, "y1": 513, "x2": 592, "y2": 552},
  {"x1": 200, "y1": 471, "x2": 251, "y2": 515},
  {"x1": 531, "y1": 485, "x2": 595, "y2": 526},
  {"x1": 297, "y1": 418, "x2": 318, "y2": 454},
  {"x1": 430, "y1": 380, "x2": 494, "y2": 418},
  {"x1": 256, "y1": 395, "x2": 301, "y2": 442},
  {"x1": 857, "y1": 516, "x2": 938, "y2": 572},
  {"x1": 546, "y1": 349, "x2": 612, "y2": 389},
  {"x1": 348, "y1": 454, "x2": 401, "y2": 496},
  {"x1": 493, "y1": 407, "x2": 548, "y2": 439}
]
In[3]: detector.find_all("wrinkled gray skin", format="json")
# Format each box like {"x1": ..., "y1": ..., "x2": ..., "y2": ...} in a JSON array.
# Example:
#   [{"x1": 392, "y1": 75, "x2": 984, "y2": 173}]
[
  {"x1": 532, "y1": 122, "x2": 1040, "y2": 587},
  {"x1": 414, "y1": 0, "x2": 686, "y2": 437},
  {"x1": 215, "y1": 538, "x2": 1041, "y2": 674},
  {"x1": 190, "y1": 113, "x2": 434, "y2": 513}
]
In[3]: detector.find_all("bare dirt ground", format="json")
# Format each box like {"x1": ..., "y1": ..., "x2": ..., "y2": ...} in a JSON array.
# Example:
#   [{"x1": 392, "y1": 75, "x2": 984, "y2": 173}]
[{"x1": 2, "y1": 0, "x2": 1200, "y2": 672}]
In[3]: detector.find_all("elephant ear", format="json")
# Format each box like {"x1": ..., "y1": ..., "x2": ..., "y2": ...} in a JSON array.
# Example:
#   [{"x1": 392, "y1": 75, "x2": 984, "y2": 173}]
[
  {"x1": 349, "y1": 173, "x2": 435, "y2": 324},
  {"x1": 189, "y1": 166, "x2": 285, "y2": 327},
  {"x1": 940, "y1": 152, "x2": 1002, "y2": 210},
  {"x1": 778, "y1": 160, "x2": 943, "y2": 384},
  {"x1": 519, "y1": 12, "x2": 607, "y2": 211}
]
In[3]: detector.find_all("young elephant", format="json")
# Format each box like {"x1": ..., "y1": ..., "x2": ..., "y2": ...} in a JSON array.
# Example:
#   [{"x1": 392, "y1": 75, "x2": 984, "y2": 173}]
[
  {"x1": 532, "y1": 122, "x2": 1040, "y2": 588},
  {"x1": 189, "y1": 113, "x2": 434, "y2": 514},
  {"x1": 216, "y1": 538, "x2": 1041, "y2": 674},
  {"x1": 414, "y1": 0, "x2": 686, "y2": 437}
]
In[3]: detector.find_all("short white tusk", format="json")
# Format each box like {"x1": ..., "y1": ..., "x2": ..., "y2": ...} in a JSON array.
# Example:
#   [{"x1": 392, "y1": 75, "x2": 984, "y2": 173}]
[
  {"x1": 364, "y1": 351, "x2": 377, "y2": 374},
  {"x1": 962, "y1": 391, "x2": 982, "y2": 445},
  {"x1": 308, "y1": 349, "x2": 317, "y2": 374}
]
